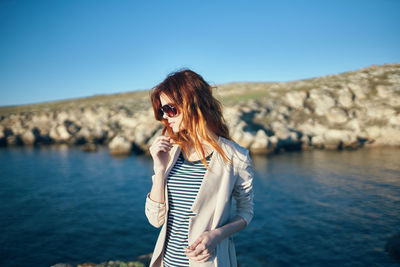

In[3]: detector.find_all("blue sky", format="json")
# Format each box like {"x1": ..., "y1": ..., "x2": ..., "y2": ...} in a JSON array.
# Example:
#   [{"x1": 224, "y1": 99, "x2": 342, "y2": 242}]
[{"x1": 1, "y1": 0, "x2": 399, "y2": 107}]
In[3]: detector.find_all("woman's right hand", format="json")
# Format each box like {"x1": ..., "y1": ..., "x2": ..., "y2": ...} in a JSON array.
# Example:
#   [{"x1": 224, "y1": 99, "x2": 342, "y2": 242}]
[{"x1": 149, "y1": 135, "x2": 173, "y2": 175}]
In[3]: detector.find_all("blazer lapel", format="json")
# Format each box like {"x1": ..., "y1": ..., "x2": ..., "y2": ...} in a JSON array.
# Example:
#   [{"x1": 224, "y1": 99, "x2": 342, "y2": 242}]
[
  {"x1": 191, "y1": 136, "x2": 223, "y2": 215},
  {"x1": 165, "y1": 136, "x2": 224, "y2": 215},
  {"x1": 163, "y1": 144, "x2": 182, "y2": 209},
  {"x1": 165, "y1": 144, "x2": 181, "y2": 176}
]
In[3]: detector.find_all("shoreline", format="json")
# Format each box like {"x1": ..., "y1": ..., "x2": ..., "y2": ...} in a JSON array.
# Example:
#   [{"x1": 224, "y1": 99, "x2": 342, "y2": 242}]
[{"x1": 1, "y1": 63, "x2": 399, "y2": 156}]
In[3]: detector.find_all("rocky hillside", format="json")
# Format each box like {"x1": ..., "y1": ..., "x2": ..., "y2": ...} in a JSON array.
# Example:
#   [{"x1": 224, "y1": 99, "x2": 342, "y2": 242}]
[{"x1": 0, "y1": 63, "x2": 399, "y2": 155}]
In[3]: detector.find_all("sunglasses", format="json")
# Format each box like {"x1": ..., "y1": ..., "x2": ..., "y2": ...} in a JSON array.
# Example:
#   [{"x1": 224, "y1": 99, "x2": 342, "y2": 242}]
[{"x1": 160, "y1": 104, "x2": 179, "y2": 118}]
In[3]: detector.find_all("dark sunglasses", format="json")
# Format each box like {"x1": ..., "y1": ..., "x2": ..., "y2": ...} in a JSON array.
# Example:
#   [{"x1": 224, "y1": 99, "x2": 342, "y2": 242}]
[{"x1": 160, "y1": 104, "x2": 179, "y2": 118}]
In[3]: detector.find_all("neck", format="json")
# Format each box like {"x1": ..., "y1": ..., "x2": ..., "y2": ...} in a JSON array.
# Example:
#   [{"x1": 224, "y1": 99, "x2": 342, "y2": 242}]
[{"x1": 184, "y1": 130, "x2": 218, "y2": 160}]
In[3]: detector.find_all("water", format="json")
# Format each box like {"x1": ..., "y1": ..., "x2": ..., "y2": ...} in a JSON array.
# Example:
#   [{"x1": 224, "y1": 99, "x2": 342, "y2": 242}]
[{"x1": 0, "y1": 146, "x2": 399, "y2": 266}]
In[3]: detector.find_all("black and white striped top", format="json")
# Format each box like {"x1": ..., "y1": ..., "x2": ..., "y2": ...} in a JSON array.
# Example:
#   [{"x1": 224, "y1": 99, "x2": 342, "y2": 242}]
[{"x1": 163, "y1": 151, "x2": 213, "y2": 267}]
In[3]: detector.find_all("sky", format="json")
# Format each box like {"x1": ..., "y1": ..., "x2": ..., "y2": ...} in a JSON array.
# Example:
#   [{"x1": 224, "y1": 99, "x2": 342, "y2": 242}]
[{"x1": 0, "y1": 0, "x2": 399, "y2": 107}]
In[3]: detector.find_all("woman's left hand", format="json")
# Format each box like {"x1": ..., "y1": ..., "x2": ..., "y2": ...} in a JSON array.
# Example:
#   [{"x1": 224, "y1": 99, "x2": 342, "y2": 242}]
[{"x1": 184, "y1": 229, "x2": 222, "y2": 262}]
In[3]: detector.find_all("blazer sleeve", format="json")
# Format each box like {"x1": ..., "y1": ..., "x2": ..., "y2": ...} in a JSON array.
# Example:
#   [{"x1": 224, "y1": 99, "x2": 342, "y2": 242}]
[
  {"x1": 232, "y1": 150, "x2": 255, "y2": 226},
  {"x1": 145, "y1": 174, "x2": 166, "y2": 228}
]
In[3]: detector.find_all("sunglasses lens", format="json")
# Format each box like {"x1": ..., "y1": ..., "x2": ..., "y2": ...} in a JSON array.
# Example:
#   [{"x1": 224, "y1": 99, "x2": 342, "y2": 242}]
[{"x1": 161, "y1": 105, "x2": 177, "y2": 117}]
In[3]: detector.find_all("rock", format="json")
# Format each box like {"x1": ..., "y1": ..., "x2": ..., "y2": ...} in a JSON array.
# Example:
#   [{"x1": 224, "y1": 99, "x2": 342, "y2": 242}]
[
  {"x1": 108, "y1": 135, "x2": 132, "y2": 155},
  {"x1": 301, "y1": 134, "x2": 312, "y2": 150},
  {"x1": 337, "y1": 88, "x2": 354, "y2": 108},
  {"x1": 365, "y1": 126, "x2": 400, "y2": 146},
  {"x1": 52, "y1": 259, "x2": 146, "y2": 267},
  {"x1": 134, "y1": 130, "x2": 150, "y2": 151},
  {"x1": 326, "y1": 107, "x2": 348, "y2": 124},
  {"x1": 135, "y1": 253, "x2": 153, "y2": 266},
  {"x1": 31, "y1": 113, "x2": 51, "y2": 129},
  {"x1": 49, "y1": 124, "x2": 71, "y2": 142},
  {"x1": 82, "y1": 109, "x2": 98, "y2": 125},
  {"x1": 81, "y1": 142, "x2": 98, "y2": 152},
  {"x1": 311, "y1": 135, "x2": 324, "y2": 148},
  {"x1": 389, "y1": 115, "x2": 400, "y2": 126},
  {"x1": 77, "y1": 263, "x2": 96, "y2": 267},
  {"x1": 366, "y1": 104, "x2": 396, "y2": 119},
  {"x1": 145, "y1": 128, "x2": 164, "y2": 154},
  {"x1": 224, "y1": 107, "x2": 242, "y2": 129},
  {"x1": 56, "y1": 111, "x2": 69, "y2": 123},
  {"x1": 388, "y1": 95, "x2": 400, "y2": 107},
  {"x1": 0, "y1": 126, "x2": 5, "y2": 146},
  {"x1": 323, "y1": 129, "x2": 358, "y2": 149},
  {"x1": 250, "y1": 129, "x2": 273, "y2": 154},
  {"x1": 231, "y1": 120, "x2": 252, "y2": 149},
  {"x1": 234, "y1": 130, "x2": 256, "y2": 149},
  {"x1": 309, "y1": 89, "x2": 335, "y2": 116},
  {"x1": 76, "y1": 127, "x2": 92, "y2": 143},
  {"x1": 271, "y1": 121, "x2": 290, "y2": 140},
  {"x1": 6, "y1": 134, "x2": 22, "y2": 146},
  {"x1": 284, "y1": 91, "x2": 307, "y2": 109},
  {"x1": 376, "y1": 85, "x2": 392, "y2": 98},
  {"x1": 344, "y1": 119, "x2": 361, "y2": 133},
  {"x1": 347, "y1": 107, "x2": 363, "y2": 120},
  {"x1": 119, "y1": 117, "x2": 138, "y2": 129},
  {"x1": 277, "y1": 105, "x2": 290, "y2": 117},
  {"x1": 91, "y1": 126, "x2": 107, "y2": 143},
  {"x1": 133, "y1": 119, "x2": 162, "y2": 151},
  {"x1": 268, "y1": 135, "x2": 278, "y2": 148},
  {"x1": 64, "y1": 119, "x2": 81, "y2": 135},
  {"x1": 297, "y1": 122, "x2": 327, "y2": 137},
  {"x1": 348, "y1": 82, "x2": 371, "y2": 99},
  {"x1": 21, "y1": 129, "x2": 36, "y2": 145}
]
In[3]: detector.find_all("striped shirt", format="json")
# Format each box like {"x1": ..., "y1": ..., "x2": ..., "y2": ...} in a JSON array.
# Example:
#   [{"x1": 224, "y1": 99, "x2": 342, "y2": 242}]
[{"x1": 163, "y1": 151, "x2": 213, "y2": 267}]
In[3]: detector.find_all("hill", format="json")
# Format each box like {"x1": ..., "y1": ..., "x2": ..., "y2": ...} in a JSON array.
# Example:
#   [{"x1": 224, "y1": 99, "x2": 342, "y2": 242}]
[{"x1": 1, "y1": 63, "x2": 399, "y2": 154}]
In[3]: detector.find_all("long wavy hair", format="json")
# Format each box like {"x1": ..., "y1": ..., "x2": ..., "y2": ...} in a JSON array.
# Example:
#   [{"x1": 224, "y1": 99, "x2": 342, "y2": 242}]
[{"x1": 150, "y1": 69, "x2": 232, "y2": 168}]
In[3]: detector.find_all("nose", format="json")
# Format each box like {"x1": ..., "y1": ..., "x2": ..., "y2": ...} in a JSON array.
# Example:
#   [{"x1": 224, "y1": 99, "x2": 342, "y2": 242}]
[{"x1": 162, "y1": 111, "x2": 168, "y2": 120}]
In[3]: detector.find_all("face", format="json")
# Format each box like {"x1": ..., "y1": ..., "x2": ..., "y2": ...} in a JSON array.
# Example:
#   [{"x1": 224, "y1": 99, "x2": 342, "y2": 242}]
[{"x1": 159, "y1": 93, "x2": 184, "y2": 133}]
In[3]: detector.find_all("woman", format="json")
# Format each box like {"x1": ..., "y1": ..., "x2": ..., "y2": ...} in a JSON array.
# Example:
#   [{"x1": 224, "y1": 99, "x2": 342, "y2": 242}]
[{"x1": 145, "y1": 69, "x2": 254, "y2": 267}]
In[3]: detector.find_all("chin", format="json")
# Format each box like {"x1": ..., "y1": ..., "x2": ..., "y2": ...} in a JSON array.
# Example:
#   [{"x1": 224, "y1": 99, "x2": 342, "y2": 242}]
[{"x1": 172, "y1": 126, "x2": 183, "y2": 133}]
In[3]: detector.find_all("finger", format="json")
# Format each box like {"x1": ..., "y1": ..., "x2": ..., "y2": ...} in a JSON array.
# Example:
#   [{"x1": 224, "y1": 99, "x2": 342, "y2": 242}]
[
  {"x1": 185, "y1": 244, "x2": 205, "y2": 257},
  {"x1": 197, "y1": 255, "x2": 211, "y2": 262},
  {"x1": 158, "y1": 147, "x2": 169, "y2": 153},
  {"x1": 188, "y1": 238, "x2": 203, "y2": 250},
  {"x1": 192, "y1": 253, "x2": 210, "y2": 262},
  {"x1": 157, "y1": 136, "x2": 171, "y2": 141},
  {"x1": 158, "y1": 144, "x2": 171, "y2": 151},
  {"x1": 156, "y1": 141, "x2": 173, "y2": 150},
  {"x1": 150, "y1": 144, "x2": 171, "y2": 155},
  {"x1": 159, "y1": 140, "x2": 173, "y2": 147},
  {"x1": 153, "y1": 136, "x2": 170, "y2": 145},
  {"x1": 197, "y1": 248, "x2": 214, "y2": 262},
  {"x1": 185, "y1": 249, "x2": 199, "y2": 258}
]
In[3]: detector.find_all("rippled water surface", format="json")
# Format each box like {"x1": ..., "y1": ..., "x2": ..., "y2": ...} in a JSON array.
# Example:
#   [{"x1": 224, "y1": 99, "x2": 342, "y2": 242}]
[{"x1": 0, "y1": 146, "x2": 399, "y2": 266}]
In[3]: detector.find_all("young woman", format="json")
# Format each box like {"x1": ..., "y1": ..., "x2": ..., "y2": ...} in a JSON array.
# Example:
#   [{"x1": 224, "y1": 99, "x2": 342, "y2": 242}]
[{"x1": 145, "y1": 69, "x2": 254, "y2": 267}]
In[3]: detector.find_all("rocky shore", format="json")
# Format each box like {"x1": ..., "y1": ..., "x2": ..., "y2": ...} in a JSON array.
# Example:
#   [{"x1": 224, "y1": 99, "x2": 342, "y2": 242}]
[
  {"x1": 51, "y1": 260, "x2": 145, "y2": 267},
  {"x1": 51, "y1": 253, "x2": 151, "y2": 267},
  {"x1": 1, "y1": 63, "x2": 399, "y2": 155}
]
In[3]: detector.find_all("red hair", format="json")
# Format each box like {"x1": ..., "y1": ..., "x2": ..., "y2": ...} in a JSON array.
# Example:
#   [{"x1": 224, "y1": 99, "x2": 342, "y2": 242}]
[{"x1": 150, "y1": 69, "x2": 232, "y2": 168}]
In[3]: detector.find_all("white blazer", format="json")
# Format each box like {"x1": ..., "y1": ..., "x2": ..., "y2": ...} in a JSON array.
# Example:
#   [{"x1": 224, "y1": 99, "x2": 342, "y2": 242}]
[{"x1": 145, "y1": 135, "x2": 255, "y2": 267}]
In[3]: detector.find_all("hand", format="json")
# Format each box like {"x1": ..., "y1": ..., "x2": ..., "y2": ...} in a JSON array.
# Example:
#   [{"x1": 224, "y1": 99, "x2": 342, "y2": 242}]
[
  {"x1": 184, "y1": 229, "x2": 222, "y2": 262},
  {"x1": 149, "y1": 136, "x2": 173, "y2": 174}
]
